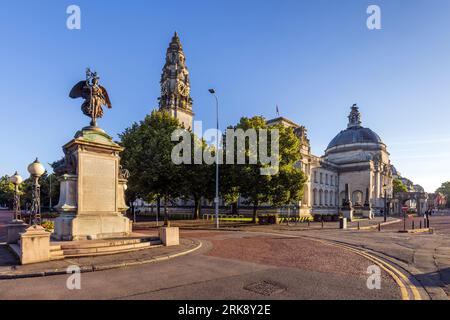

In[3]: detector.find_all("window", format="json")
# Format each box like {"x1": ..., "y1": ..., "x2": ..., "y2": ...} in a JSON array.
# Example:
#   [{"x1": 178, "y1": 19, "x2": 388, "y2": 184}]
[
  {"x1": 331, "y1": 176, "x2": 334, "y2": 186},
  {"x1": 314, "y1": 171, "x2": 317, "y2": 183},
  {"x1": 319, "y1": 190, "x2": 323, "y2": 206},
  {"x1": 320, "y1": 173, "x2": 323, "y2": 184},
  {"x1": 313, "y1": 189, "x2": 318, "y2": 206},
  {"x1": 326, "y1": 174, "x2": 329, "y2": 185}
]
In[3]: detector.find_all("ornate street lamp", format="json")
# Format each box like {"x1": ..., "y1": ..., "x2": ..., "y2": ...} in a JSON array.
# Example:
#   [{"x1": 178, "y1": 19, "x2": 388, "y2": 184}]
[
  {"x1": 9, "y1": 172, "x2": 23, "y2": 221},
  {"x1": 27, "y1": 158, "x2": 46, "y2": 226}
]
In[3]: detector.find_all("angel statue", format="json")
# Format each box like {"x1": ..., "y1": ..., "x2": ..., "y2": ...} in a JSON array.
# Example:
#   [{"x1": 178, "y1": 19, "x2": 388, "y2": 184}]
[{"x1": 69, "y1": 68, "x2": 112, "y2": 127}]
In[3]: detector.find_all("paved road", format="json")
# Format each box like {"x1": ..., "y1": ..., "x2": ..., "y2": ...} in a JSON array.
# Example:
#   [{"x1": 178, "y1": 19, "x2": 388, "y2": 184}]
[
  {"x1": 250, "y1": 216, "x2": 450, "y2": 300},
  {"x1": 0, "y1": 211, "x2": 400, "y2": 300}
]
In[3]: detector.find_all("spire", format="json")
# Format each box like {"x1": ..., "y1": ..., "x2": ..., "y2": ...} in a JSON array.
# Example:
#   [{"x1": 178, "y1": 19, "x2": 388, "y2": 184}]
[
  {"x1": 158, "y1": 32, "x2": 194, "y2": 129},
  {"x1": 347, "y1": 104, "x2": 362, "y2": 128}
]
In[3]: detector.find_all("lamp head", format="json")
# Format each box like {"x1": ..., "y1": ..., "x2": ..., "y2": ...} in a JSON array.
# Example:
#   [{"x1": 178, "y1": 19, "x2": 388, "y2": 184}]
[
  {"x1": 27, "y1": 158, "x2": 46, "y2": 178},
  {"x1": 9, "y1": 172, "x2": 23, "y2": 186}
]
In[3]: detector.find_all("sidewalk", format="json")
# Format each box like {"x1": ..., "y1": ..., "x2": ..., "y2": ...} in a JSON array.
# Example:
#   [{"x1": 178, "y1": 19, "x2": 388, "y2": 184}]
[{"x1": 0, "y1": 238, "x2": 201, "y2": 280}]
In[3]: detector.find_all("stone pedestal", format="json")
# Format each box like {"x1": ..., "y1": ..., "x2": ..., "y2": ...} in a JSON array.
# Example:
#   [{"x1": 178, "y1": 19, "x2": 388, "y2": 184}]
[
  {"x1": 53, "y1": 126, "x2": 132, "y2": 241},
  {"x1": 6, "y1": 221, "x2": 28, "y2": 244},
  {"x1": 159, "y1": 227, "x2": 180, "y2": 247},
  {"x1": 19, "y1": 225, "x2": 51, "y2": 265},
  {"x1": 342, "y1": 208, "x2": 354, "y2": 222},
  {"x1": 339, "y1": 218, "x2": 347, "y2": 229},
  {"x1": 362, "y1": 208, "x2": 374, "y2": 220}
]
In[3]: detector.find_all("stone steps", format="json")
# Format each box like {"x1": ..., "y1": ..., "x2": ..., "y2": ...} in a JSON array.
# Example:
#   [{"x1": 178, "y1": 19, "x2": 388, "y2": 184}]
[{"x1": 49, "y1": 237, "x2": 162, "y2": 260}]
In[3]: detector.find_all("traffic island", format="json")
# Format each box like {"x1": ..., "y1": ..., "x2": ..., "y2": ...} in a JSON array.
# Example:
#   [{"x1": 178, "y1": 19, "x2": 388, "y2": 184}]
[{"x1": 0, "y1": 238, "x2": 201, "y2": 279}]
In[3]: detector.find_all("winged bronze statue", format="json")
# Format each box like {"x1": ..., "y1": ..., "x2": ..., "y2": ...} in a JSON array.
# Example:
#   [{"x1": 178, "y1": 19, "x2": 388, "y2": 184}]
[{"x1": 69, "y1": 68, "x2": 112, "y2": 127}]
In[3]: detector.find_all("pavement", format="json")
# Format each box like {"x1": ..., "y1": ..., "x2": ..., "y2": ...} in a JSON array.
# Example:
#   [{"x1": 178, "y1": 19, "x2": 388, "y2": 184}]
[
  {"x1": 234, "y1": 216, "x2": 450, "y2": 300},
  {"x1": 0, "y1": 230, "x2": 401, "y2": 300},
  {"x1": 0, "y1": 237, "x2": 201, "y2": 279},
  {"x1": 2, "y1": 209, "x2": 447, "y2": 300}
]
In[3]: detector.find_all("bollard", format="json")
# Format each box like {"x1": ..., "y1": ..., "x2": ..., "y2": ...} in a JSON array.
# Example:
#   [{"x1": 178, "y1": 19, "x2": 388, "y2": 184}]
[
  {"x1": 412, "y1": 221, "x2": 415, "y2": 230},
  {"x1": 420, "y1": 220, "x2": 422, "y2": 229},
  {"x1": 357, "y1": 222, "x2": 360, "y2": 230},
  {"x1": 378, "y1": 223, "x2": 381, "y2": 232},
  {"x1": 321, "y1": 220, "x2": 324, "y2": 229}
]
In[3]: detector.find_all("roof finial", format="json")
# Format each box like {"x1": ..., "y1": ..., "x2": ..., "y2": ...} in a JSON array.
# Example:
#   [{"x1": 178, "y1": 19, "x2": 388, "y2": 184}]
[{"x1": 348, "y1": 104, "x2": 362, "y2": 128}]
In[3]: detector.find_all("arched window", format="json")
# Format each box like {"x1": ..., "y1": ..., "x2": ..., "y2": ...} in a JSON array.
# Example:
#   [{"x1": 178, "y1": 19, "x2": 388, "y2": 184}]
[
  {"x1": 319, "y1": 190, "x2": 324, "y2": 206},
  {"x1": 330, "y1": 192, "x2": 334, "y2": 207},
  {"x1": 313, "y1": 189, "x2": 318, "y2": 206},
  {"x1": 324, "y1": 191, "x2": 329, "y2": 206}
]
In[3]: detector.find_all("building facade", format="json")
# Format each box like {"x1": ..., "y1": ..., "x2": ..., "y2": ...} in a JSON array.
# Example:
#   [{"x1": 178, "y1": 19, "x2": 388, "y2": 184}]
[{"x1": 269, "y1": 105, "x2": 394, "y2": 217}]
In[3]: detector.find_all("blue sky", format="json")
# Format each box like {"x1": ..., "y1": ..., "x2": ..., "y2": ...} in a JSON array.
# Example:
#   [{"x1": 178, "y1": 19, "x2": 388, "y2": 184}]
[{"x1": 1, "y1": 0, "x2": 450, "y2": 192}]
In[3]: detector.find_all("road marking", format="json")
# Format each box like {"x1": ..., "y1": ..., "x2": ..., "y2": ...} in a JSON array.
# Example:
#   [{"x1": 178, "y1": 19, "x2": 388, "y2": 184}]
[
  {"x1": 252, "y1": 231, "x2": 423, "y2": 300},
  {"x1": 324, "y1": 241, "x2": 420, "y2": 300}
]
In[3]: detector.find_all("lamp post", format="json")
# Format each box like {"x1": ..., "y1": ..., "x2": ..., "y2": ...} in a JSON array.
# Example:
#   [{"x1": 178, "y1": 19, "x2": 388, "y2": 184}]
[
  {"x1": 48, "y1": 163, "x2": 53, "y2": 212},
  {"x1": 383, "y1": 184, "x2": 387, "y2": 222},
  {"x1": 9, "y1": 172, "x2": 23, "y2": 221},
  {"x1": 27, "y1": 158, "x2": 46, "y2": 226},
  {"x1": 209, "y1": 88, "x2": 220, "y2": 230}
]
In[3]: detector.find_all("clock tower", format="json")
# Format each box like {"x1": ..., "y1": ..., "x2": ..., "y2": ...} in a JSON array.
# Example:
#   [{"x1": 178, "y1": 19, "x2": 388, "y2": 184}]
[{"x1": 158, "y1": 32, "x2": 194, "y2": 130}]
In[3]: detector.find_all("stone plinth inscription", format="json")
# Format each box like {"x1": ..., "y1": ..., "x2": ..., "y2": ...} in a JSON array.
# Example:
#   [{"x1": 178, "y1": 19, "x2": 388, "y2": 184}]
[{"x1": 80, "y1": 154, "x2": 116, "y2": 213}]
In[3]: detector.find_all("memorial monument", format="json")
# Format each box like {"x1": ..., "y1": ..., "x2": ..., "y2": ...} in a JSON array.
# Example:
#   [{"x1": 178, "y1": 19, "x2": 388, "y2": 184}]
[
  {"x1": 52, "y1": 69, "x2": 131, "y2": 240},
  {"x1": 341, "y1": 183, "x2": 354, "y2": 221}
]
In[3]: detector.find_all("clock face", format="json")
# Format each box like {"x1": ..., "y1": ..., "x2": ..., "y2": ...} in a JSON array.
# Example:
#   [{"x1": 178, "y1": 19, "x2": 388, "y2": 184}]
[{"x1": 178, "y1": 82, "x2": 190, "y2": 97}]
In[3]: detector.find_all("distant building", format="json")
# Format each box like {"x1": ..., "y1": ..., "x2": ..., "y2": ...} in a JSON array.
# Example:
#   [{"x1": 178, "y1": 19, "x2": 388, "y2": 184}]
[{"x1": 269, "y1": 105, "x2": 394, "y2": 217}]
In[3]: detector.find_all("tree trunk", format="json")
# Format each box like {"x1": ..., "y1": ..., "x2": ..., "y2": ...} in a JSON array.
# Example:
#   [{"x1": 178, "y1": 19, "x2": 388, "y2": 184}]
[
  {"x1": 232, "y1": 202, "x2": 238, "y2": 215},
  {"x1": 252, "y1": 202, "x2": 258, "y2": 224},
  {"x1": 193, "y1": 198, "x2": 200, "y2": 220},
  {"x1": 164, "y1": 195, "x2": 169, "y2": 226},
  {"x1": 156, "y1": 197, "x2": 161, "y2": 223}
]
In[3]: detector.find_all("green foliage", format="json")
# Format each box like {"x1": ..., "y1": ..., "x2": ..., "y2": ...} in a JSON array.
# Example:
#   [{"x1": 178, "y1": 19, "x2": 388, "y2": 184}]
[
  {"x1": 41, "y1": 220, "x2": 55, "y2": 232},
  {"x1": 0, "y1": 175, "x2": 15, "y2": 208},
  {"x1": 221, "y1": 116, "x2": 307, "y2": 223},
  {"x1": 120, "y1": 111, "x2": 211, "y2": 217},
  {"x1": 393, "y1": 179, "x2": 408, "y2": 194},
  {"x1": 436, "y1": 181, "x2": 450, "y2": 208}
]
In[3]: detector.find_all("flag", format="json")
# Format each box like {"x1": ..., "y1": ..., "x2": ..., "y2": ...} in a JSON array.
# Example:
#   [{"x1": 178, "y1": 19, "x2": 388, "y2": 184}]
[{"x1": 276, "y1": 105, "x2": 280, "y2": 116}]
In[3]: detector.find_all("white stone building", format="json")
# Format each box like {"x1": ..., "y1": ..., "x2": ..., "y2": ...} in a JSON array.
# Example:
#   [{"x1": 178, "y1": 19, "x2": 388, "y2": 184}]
[{"x1": 269, "y1": 105, "x2": 393, "y2": 218}]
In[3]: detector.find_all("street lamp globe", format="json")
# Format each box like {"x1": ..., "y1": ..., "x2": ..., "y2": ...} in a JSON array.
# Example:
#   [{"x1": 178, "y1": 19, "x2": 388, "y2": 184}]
[
  {"x1": 27, "y1": 158, "x2": 46, "y2": 177},
  {"x1": 9, "y1": 172, "x2": 23, "y2": 186}
]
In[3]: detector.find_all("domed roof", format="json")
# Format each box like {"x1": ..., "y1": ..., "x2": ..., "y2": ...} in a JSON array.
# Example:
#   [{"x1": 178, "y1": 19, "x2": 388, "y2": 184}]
[
  {"x1": 326, "y1": 105, "x2": 384, "y2": 150},
  {"x1": 327, "y1": 127, "x2": 383, "y2": 149}
]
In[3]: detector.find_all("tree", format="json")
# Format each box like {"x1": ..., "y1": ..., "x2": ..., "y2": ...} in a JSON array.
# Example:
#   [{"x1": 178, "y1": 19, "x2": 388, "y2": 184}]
[
  {"x1": 436, "y1": 182, "x2": 450, "y2": 208},
  {"x1": 227, "y1": 116, "x2": 271, "y2": 223},
  {"x1": 269, "y1": 123, "x2": 307, "y2": 207},
  {"x1": 181, "y1": 135, "x2": 215, "y2": 219},
  {"x1": 120, "y1": 110, "x2": 185, "y2": 224},
  {"x1": 0, "y1": 175, "x2": 14, "y2": 208},
  {"x1": 393, "y1": 179, "x2": 408, "y2": 195}
]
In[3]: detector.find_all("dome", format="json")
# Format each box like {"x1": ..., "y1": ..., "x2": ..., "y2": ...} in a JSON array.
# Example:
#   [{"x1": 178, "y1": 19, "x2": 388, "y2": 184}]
[
  {"x1": 327, "y1": 127, "x2": 383, "y2": 149},
  {"x1": 326, "y1": 105, "x2": 384, "y2": 150}
]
